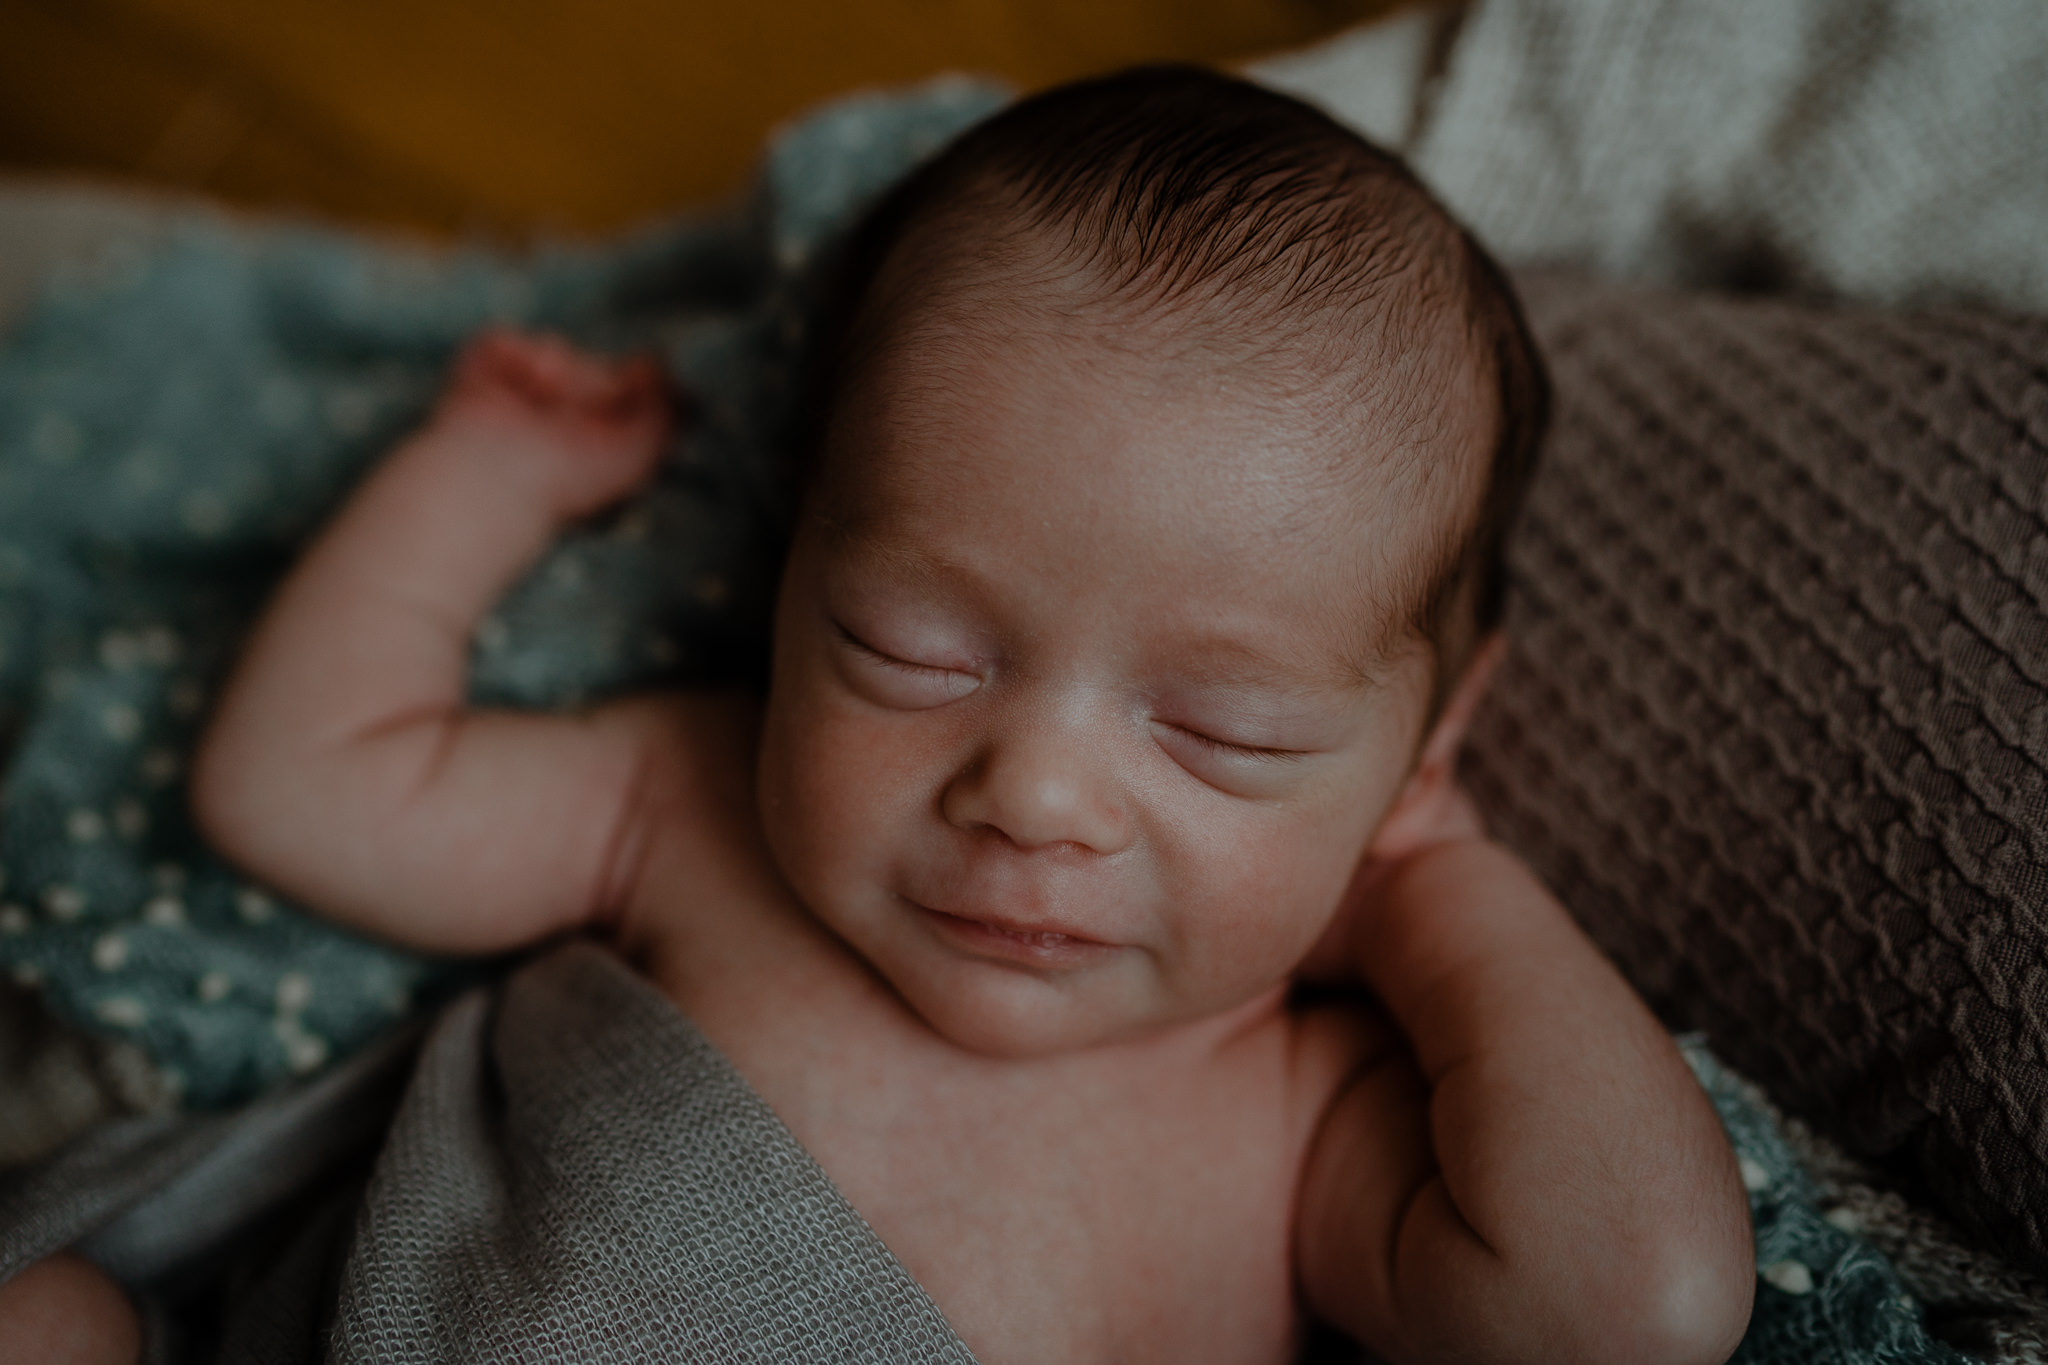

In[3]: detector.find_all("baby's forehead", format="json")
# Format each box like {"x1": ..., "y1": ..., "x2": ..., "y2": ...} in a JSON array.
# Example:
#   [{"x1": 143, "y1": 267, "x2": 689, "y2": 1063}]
[
  {"x1": 819, "y1": 307, "x2": 1478, "y2": 680},
  {"x1": 865, "y1": 272, "x2": 1485, "y2": 525}
]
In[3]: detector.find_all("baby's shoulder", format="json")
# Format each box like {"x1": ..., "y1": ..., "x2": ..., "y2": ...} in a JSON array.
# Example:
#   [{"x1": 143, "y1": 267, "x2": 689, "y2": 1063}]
[
  {"x1": 604, "y1": 690, "x2": 764, "y2": 824},
  {"x1": 599, "y1": 690, "x2": 777, "y2": 935}
]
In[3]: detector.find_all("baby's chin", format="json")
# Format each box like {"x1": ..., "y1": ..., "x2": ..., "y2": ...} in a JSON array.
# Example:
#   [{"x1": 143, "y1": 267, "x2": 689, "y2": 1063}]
[
  {"x1": 888, "y1": 957, "x2": 1166, "y2": 1059},
  {"x1": 884, "y1": 951, "x2": 1285, "y2": 1060}
]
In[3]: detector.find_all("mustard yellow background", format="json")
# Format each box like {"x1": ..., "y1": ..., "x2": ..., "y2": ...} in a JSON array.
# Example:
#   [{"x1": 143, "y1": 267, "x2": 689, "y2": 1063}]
[{"x1": 0, "y1": 0, "x2": 1385, "y2": 236}]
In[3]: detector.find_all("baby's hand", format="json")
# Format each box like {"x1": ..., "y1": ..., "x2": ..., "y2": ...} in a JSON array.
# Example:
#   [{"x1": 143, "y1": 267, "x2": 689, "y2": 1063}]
[{"x1": 428, "y1": 329, "x2": 671, "y2": 522}]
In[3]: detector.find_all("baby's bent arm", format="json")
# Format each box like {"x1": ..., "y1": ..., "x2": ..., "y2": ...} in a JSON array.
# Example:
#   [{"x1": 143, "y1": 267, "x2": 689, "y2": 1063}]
[
  {"x1": 1295, "y1": 839, "x2": 1754, "y2": 1365},
  {"x1": 193, "y1": 334, "x2": 688, "y2": 953}
]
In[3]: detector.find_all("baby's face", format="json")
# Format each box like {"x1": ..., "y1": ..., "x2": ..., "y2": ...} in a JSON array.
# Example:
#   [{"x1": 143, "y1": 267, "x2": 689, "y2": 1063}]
[{"x1": 758, "y1": 306, "x2": 1442, "y2": 1055}]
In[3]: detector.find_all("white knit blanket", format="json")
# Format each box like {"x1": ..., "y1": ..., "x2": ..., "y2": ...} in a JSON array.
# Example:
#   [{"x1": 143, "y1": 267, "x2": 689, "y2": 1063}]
[{"x1": 1257, "y1": 0, "x2": 2048, "y2": 312}]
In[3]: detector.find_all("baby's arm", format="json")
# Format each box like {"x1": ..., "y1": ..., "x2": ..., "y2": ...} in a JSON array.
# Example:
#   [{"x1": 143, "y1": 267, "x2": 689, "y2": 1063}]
[
  {"x1": 193, "y1": 332, "x2": 697, "y2": 953},
  {"x1": 1296, "y1": 839, "x2": 1754, "y2": 1365}
]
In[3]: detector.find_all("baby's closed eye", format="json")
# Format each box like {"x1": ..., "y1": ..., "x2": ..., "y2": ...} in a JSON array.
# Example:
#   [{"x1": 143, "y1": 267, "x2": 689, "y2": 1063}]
[
  {"x1": 832, "y1": 621, "x2": 981, "y2": 708},
  {"x1": 1149, "y1": 718, "x2": 1319, "y2": 796},
  {"x1": 1154, "y1": 722, "x2": 1307, "y2": 764}
]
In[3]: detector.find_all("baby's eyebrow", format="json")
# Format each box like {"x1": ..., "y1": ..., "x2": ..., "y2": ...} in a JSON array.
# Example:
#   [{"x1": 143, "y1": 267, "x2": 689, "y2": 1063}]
[
  {"x1": 1171, "y1": 640, "x2": 1380, "y2": 701},
  {"x1": 822, "y1": 522, "x2": 978, "y2": 596}
]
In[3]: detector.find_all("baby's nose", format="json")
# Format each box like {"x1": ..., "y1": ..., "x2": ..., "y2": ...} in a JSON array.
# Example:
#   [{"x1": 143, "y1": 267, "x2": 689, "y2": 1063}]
[{"x1": 940, "y1": 725, "x2": 1130, "y2": 856}]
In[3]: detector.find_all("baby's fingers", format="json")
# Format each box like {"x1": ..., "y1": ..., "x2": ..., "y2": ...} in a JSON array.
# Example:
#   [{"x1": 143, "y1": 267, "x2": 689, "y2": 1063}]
[{"x1": 439, "y1": 330, "x2": 678, "y2": 517}]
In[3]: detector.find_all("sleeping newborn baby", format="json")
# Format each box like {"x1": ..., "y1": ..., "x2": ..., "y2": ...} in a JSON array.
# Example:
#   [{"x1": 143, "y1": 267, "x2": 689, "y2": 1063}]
[{"x1": 176, "y1": 67, "x2": 1749, "y2": 1362}]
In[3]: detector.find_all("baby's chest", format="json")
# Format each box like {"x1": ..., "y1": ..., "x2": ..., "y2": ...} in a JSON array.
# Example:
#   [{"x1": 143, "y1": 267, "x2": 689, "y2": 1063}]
[{"x1": 651, "y1": 938, "x2": 1335, "y2": 1365}]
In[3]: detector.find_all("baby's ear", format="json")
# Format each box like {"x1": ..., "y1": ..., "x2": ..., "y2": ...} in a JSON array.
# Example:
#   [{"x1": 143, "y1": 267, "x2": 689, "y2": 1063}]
[{"x1": 1366, "y1": 633, "x2": 1506, "y2": 860}]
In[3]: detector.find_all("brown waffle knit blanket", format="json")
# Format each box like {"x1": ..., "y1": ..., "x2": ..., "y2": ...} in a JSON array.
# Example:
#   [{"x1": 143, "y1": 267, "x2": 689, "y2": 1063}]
[{"x1": 1467, "y1": 273, "x2": 2048, "y2": 1274}]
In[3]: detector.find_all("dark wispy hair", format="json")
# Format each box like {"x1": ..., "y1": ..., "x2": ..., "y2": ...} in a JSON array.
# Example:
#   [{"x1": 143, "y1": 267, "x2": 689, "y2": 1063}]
[{"x1": 806, "y1": 64, "x2": 1548, "y2": 653}]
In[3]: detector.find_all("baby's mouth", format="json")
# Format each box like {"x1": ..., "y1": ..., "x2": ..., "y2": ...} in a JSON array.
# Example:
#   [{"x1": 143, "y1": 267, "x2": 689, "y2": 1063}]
[{"x1": 909, "y1": 900, "x2": 1114, "y2": 967}]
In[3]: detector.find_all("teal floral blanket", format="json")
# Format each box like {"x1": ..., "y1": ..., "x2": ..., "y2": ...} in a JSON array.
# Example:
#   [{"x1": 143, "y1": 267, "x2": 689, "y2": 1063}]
[
  {"x1": 0, "y1": 79, "x2": 1003, "y2": 1105},
  {"x1": 0, "y1": 80, "x2": 1981, "y2": 1364}
]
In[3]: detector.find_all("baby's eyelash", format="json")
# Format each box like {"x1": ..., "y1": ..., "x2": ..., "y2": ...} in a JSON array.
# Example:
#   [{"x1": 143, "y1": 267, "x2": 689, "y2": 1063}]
[
  {"x1": 833, "y1": 622, "x2": 949, "y2": 675},
  {"x1": 1173, "y1": 726, "x2": 1307, "y2": 764}
]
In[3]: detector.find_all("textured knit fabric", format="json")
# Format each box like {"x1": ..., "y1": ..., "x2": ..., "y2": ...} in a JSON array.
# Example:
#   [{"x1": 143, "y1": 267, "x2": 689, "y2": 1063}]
[
  {"x1": 0, "y1": 79, "x2": 1005, "y2": 1107},
  {"x1": 0, "y1": 943, "x2": 977, "y2": 1363},
  {"x1": 0, "y1": 1014, "x2": 411, "y2": 1288},
  {"x1": 1688, "y1": 1042, "x2": 1971, "y2": 1365},
  {"x1": 1464, "y1": 275, "x2": 2048, "y2": 1277},
  {"x1": 0, "y1": 975, "x2": 172, "y2": 1165},
  {"x1": 326, "y1": 941, "x2": 977, "y2": 1364},
  {"x1": 1405, "y1": 0, "x2": 2048, "y2": 311},
  {"x1": 1776, "y1": 1093, "x2": 2048, "y2": 1363}
]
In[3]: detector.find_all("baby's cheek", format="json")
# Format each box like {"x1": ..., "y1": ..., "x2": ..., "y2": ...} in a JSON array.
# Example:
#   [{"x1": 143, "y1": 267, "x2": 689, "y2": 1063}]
[
  {"x1": 761, "y1": 693, "x2": 921, "y2": 884},
  {"x1": 755, "y1": 695, "x2": 845, "y2": 893},
  {"x1": 1176, "y1": 830, "x2": 1345, "y2": 1002}
]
